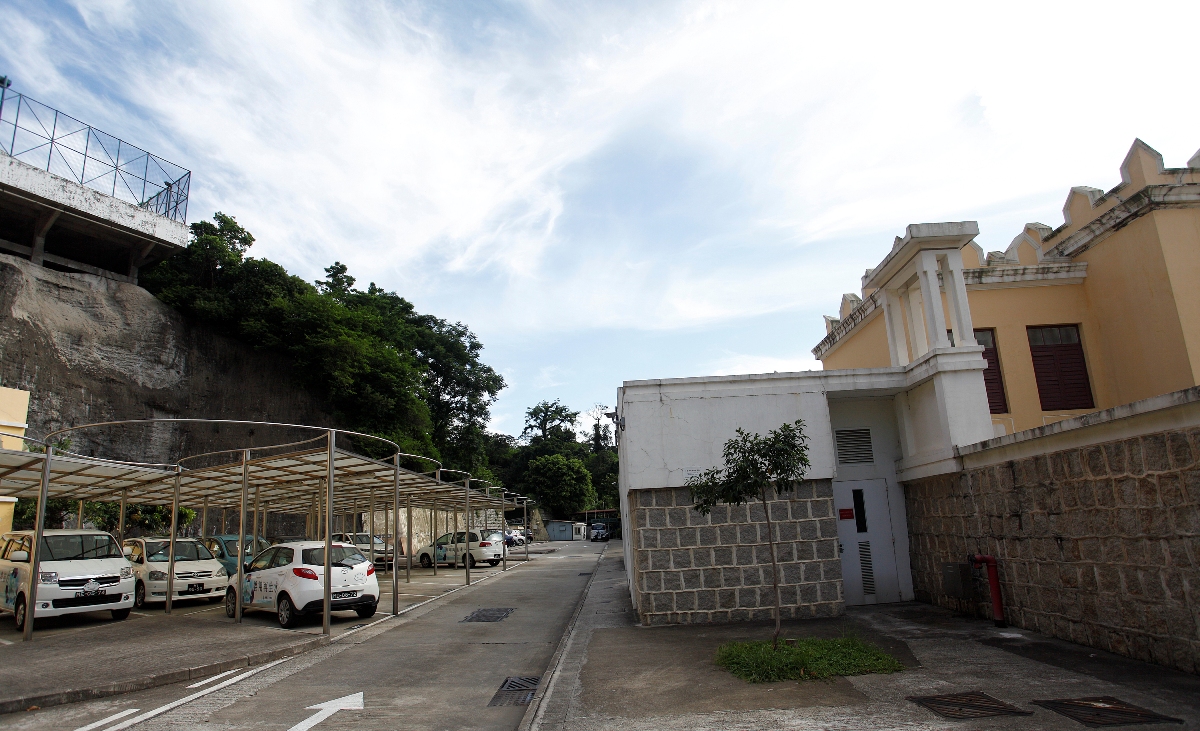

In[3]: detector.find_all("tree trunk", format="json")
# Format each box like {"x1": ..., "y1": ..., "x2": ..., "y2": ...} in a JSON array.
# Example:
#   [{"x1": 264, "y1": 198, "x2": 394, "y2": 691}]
[{"x1": 761, "y1": 486, "x2": 783, "y2": 649}]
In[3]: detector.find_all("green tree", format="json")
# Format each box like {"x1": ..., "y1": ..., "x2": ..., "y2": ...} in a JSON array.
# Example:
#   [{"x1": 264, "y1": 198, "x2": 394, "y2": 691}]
[
  {"x1": 521, "y1": 400, "x2": 578, "y2": 442},
  {"x1": 139, "y1": 213, "x2": 504, "y2": 467},
  {"x1": 687, "y1": 420, "x2": 810, "y2": 648},
  {"x1": 524, "y1": 454, "x2": 595, "y2": 519}
]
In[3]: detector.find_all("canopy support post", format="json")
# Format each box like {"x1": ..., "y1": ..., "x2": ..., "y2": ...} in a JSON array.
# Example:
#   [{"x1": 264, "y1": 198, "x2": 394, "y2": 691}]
[
  {"x1": 391, "y1": 454, "x2": 399, "y2": 614},
  {"x1": 23, "y1": 446, "x2": 52, "y2": 641},
  {"x1": 524, "y1": 498, "x2": 529, "y2": 563},
  {"x1": 201, "y1": 495, "x2": 208, "y2": 538},
  {"x1": 369, "y1": 486, "x2": 376, "y2": 566},
  {"x1": 118, "y1": 489, "x2": 127, "y2": 543},
  {"x1": 236, "y1": 449, "x2": 249, "y2": 624},
  {"x1": 323, "y1": 431, "x2": 335, "y2": 637},
  {"x1": 405, "y1": 496, "x2": 412, "y2": 584},
  {"x1": 464, "y1": 477, "x2": 471, "y2": 586},
  {"x1": 166, "y1": 466, "x2": 181, "y2": 614}
]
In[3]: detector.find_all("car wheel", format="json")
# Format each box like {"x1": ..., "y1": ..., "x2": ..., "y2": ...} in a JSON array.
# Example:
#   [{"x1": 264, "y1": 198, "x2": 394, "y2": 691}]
[
  {"x1": 465, "y1": 553, "x2": 476, "y2": 569},
  {"x1": 111, "y1": 608, "x2": 131, "y2": 621},
  {"x1": 134, "y1": 581, "x2": 146, "y2": 608},
  {"x1": 355, "y1": 604, "x2": 377, "y2": 618},
  {"x1": 13, "y1": 595, "x2": 26, "y2": 632},
  {"x1": 225, "y1": 588, "x2": 238, "y2": 618},
  {"x1": 488, "y1": 560, "x2": 499, "y2": 567},
  {"x1": 419, "y1": 554, "x2": 432, "y2": 568},
  {"x1": 277, "y1": 595, "x2": 299, "y2": 629}
]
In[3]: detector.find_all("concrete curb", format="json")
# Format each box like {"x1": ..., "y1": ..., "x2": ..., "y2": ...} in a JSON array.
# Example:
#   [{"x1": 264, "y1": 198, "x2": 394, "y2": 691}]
[
  {"x1": 517, "y1": 544, "x2": 605, "y2": 731},
  {"x1": 0, "y1": 634, "x2": 330, "y2": 715},
  {"x1": 0, "y1": 558, "x2": 534, "y2": 715}
]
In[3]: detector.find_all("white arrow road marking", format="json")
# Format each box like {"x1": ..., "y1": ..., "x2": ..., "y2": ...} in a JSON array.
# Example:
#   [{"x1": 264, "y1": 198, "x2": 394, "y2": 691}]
[
  {"x1": 186, "y1": 668, "x2": 239, "y2": 688},
  {"x1": 71, "y1": 708, "x2": 139, "y2": 731},
  {"x1": 286, "y1": 692, "x2": 364, "y2": 731},
  {"x1": 103, "y1": 658, "x2": 289, "y2": 731}
]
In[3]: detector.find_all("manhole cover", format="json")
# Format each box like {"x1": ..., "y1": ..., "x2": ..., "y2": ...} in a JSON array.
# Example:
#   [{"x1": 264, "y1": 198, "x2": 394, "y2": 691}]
[
  {"x1": 907, "y1": 691, "x2": 1032, "y2": 719},
  {"x1": 462, "y1": 608, "x2": 516, "y2": 623},
  {"x1": 488, "y1": 676, "x2": 540, "y2": 706},
  {"x1": 1031, "y1": 697, "x2": 1184, "y2": 727}
]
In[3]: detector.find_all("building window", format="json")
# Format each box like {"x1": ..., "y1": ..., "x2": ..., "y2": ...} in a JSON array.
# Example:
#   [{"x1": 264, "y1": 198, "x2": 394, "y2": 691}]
[
  {"x1": 974, "y1": 329, "x2": 1009, "y2": 414},
  {"x1": 1027, "y1": 325, "x2": 1095, "y2": 411}
]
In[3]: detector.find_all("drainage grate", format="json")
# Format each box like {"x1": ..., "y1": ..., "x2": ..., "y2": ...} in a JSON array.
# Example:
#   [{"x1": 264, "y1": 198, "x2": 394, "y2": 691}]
[
  {"x1": 462, "y1": 608, "x2": 516, "y2": 623},
  {"x1": 1031, "y1": 697, "x2": 1184, "y2": 727},
  {"x1": 488, "y1": 676, "x2": 540, "y2": 706},
  {"x1": 907, "y1": 691, "x2": 1033, "y2": 719}
]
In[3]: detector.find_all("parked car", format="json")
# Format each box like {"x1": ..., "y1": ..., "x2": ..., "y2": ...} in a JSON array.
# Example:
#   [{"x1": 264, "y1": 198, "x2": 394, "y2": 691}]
[
  {"x1": 203, "y1": 535, "x2": 272, "y2": 577},
  {"x1": 414, "y1": 531, "x2": 505, "y2": 569},
  {"x1": 589, "y1": 523, "x2": 611, "y2": 542},
  {"x1": 503, "y1": 530, "x2": 526, "y2": 546},
  {"x1": 123, "y1": 537, "x2": 227, "y2": 607},
  {"x1": 226, "y1": 541, "x2": 378, "y2": 628},
  {"x1": 1, "y1": 529, "x2": 134, "y2": 631},
  {"x1": 330, "y1": 533, "x2": 396, "y2": 566}
]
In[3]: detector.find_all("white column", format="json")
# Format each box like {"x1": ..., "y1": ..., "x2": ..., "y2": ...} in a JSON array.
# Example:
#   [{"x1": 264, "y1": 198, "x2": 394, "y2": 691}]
[
  {"x1": 901, "y1": 285, "x2": 928, "y2": 359},
  {"x1": 940, "y1": 249, "x2": 976, "y2": 347},
  {"x1": 883, "y1": 289, "x2": 910, "y2": 366},
  {"x1": 917, "y1": 250, "x2": 951, "y2": 350}
]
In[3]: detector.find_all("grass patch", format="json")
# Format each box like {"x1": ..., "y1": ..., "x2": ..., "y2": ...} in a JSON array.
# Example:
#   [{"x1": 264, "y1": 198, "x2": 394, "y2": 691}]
[{"x1": 714, "y1": 636, "x2": 904, "y2": 683}]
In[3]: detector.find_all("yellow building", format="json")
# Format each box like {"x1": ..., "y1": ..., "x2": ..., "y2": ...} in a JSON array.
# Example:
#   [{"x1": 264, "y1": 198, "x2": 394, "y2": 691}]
[{"x1": 814, "y1": 140, "x2": 1200, "y2": 435}]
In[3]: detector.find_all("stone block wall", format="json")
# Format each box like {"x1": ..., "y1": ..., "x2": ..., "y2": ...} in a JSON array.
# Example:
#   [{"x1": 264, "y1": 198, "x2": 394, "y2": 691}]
[
  {"x1": 630, "y1": 481, "x2": 843, "y2": 626},
  {"x1": 905, "y1": 427, "x2": 1200, "y2": 673}
]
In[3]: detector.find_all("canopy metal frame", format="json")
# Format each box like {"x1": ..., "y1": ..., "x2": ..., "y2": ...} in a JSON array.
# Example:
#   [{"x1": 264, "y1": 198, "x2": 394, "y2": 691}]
[{"x1": 0, "y1": 419, "x2": 520, "y2": 642}]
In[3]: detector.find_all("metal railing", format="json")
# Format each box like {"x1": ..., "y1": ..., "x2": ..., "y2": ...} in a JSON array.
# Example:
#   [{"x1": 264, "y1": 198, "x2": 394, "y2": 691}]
[{"x1": 0, "y1": 83, "x2": 190, "y2": 223}]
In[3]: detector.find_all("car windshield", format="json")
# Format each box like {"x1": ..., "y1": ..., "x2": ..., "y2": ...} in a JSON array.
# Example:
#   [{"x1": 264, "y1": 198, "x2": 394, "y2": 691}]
[
  {"x1": 593, "y1": 524, "x2": 605, "y2": 530},
  {"x1": 146, "y1": 541, "x2": 214, "y2": 562},
  {"x1": 39, "y1": 534, "x2": 122, "y2": 560},
  {"x1": 351, "y1": 534, "x2": 383, "y2": 545},
  {"x1": 223, "y1": 538, "x2": 270, "y2": 556},
  {"x1": 302, "y1": 546, "x2": 369, "y2": 567}
]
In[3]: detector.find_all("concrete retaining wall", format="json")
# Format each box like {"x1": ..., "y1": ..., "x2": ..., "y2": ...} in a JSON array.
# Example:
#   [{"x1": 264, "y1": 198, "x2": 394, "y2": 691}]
[{"x1": 629, "y1": 481, "x2": 843, "y2": 626}]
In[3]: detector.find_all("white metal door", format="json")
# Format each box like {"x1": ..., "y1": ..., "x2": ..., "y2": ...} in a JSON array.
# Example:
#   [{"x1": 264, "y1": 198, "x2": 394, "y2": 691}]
[{"x1": 833, "y1": 479, "x2": 902, "y2": 605}]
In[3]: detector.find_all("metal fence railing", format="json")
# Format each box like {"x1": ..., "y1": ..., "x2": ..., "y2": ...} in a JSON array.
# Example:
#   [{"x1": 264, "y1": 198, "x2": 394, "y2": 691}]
[{"x1": 0, "y1": 84, "x2": 190, "y2": 223}]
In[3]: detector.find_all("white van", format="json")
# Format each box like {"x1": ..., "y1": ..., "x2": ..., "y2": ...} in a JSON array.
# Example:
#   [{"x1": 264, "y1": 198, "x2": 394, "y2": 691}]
[{"x1": 0, "y1": 529, "x2": 135, "y2": 631}]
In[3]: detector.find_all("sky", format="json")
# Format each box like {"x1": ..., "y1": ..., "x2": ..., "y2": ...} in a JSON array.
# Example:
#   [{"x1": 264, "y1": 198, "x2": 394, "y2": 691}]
[{"x1": 2, "y1": 0, "x2": 1198, "y2": 435}]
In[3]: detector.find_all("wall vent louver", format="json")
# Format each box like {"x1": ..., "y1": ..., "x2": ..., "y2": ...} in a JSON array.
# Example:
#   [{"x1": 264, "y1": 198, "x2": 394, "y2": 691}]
[
  {"x1": 835, "y1": 429, "x2": 874, "y2": 464},
  {"x1": 858, "y1": 541, "x2": 876, "y2": 595}
]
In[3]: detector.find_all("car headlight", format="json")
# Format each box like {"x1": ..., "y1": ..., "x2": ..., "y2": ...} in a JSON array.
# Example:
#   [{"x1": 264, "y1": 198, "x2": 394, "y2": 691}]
[
  {"x1": 214, "y1": 565, "x2": 227, "y2": 577},
  {"x1": 120, "y1": 567, "x2": 133, "y2": 580},
  {"x1": 39, "y1": 571, "x2": 58, "y2": 585},
  {"x1": 148, "y1": 570, "x2": 167, "y2": 581}
]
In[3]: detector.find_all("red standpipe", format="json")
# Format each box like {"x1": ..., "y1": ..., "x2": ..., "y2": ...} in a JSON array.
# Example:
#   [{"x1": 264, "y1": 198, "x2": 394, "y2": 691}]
[{"x1": 970, "y1": 554, "x2": 1007, "y2": 628}]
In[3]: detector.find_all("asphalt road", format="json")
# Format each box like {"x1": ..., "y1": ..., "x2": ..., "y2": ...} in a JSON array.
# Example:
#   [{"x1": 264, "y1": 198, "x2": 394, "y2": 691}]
[{"x1": 5, "y1": 541, "x2": 604, "y2": 731}]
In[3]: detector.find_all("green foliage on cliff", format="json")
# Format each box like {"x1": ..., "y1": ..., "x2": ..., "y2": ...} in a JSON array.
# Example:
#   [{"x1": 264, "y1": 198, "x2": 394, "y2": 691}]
[{"x1": 140, "y1": 213, "x2": 505, "y2": 469}]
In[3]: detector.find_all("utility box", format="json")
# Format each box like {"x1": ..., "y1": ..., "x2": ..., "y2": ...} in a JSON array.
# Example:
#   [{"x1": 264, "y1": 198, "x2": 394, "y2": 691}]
[{"x1": 942, "y1": 563, "x2": 975, "y2": 599}]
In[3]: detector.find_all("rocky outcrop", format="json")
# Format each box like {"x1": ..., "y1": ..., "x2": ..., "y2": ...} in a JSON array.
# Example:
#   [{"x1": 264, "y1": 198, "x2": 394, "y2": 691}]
[{"x1": 0, "y1": 253, "x2": 338, "y2": 463}]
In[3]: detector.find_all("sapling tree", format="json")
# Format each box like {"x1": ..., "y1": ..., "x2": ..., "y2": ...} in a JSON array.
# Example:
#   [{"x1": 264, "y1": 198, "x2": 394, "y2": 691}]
[{"x1": 687, "y1": 420, "x2": 810, "y2": 649}]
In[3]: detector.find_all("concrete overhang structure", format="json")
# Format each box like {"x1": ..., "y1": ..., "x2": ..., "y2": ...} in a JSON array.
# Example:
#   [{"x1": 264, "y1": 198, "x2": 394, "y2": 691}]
[{"x1": 0, "y1": 154, "x2": 187, "y2": 284}]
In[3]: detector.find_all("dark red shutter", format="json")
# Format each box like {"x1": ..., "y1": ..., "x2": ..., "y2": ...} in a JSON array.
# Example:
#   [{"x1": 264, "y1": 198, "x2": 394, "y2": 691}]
[
  {"x1": 974, "y1": 329, "x2": 1008, "y2": 414},
  {"x1": 1028, "y1": 326, "x2": 1095, "y2": 411}
]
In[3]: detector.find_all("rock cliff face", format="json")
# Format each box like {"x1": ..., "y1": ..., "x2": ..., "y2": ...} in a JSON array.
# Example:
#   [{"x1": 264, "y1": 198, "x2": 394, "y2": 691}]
[{"x1": 0, "y1": 253, "x2": 338, "y2": 463}]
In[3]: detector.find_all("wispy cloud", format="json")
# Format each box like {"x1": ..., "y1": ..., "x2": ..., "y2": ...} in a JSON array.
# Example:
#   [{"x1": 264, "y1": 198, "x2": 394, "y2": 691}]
[{"x1": 5, "y1": 0, "x2": 1198, "y2": 433}]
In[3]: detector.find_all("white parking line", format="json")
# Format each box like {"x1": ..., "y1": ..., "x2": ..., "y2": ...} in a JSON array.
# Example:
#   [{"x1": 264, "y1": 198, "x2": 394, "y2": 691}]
[
  {"x1": 71, "y1": 708, "x2": 139, "y2": 731},
  {"x1": 0, "y1": 637, "x2": 12, "y2": 645},
  {"x1": 186, "y1": 668, "x2": 239, "y2": 688},
  {"x1": 103, "y1": 658, "x2": 289, "y2": 731}
]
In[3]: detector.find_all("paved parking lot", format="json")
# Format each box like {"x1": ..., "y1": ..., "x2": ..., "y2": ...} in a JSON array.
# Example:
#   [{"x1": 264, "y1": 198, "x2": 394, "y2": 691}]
[
  {"x1": 0, "y1": 551, "x2": 554, "y2": 714},
  {"x1": 3, "y1": 541, "x2": 603, "y2": 731}
]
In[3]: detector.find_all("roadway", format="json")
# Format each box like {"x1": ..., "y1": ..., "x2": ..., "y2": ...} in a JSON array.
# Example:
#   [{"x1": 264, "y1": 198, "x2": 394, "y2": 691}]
[{"x1": 5, "y1": 540, "x2": 604, "y2": 731}]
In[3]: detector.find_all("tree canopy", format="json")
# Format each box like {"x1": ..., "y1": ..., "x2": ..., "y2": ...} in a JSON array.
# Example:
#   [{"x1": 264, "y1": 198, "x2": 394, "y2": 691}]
[{"x1": 140, "y1": 213, "x2": 505, "y2": 470}]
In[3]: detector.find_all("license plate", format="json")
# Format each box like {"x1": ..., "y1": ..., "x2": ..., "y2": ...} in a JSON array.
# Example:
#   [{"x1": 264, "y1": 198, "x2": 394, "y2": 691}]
[
  {"x1": 75, "y1": 589, "x2": 106, "y2": 598},
  {"x1": 186, "y1": 583, "x2": 205, "y2": 594},
  {"x1": 332, "y1": 591, "x2": 357, "y2": 599}
]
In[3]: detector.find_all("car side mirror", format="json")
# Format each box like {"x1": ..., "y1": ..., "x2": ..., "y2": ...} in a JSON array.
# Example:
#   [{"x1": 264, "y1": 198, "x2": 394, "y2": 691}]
[
  {"x1": 122, "y1": 546, "x2": 133, "y2": 557},
  {"x1": 10, "y1": 550, "x2": 28, "y2": 562}
]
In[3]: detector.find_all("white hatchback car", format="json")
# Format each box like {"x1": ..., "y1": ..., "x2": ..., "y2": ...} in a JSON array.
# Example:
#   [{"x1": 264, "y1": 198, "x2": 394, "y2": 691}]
[
  {"x1": 414, "y1": 531, "x2": 505, "y2": 569},
  {"x1": 1, "y1": 530, "x2": 135, "y2": 631},
  {"x1": 123, "y1": 537, "x2": 228, "y2": 607},
  {"x1": 226, "y1": 541, "x2": 379, "y2": 628}
]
